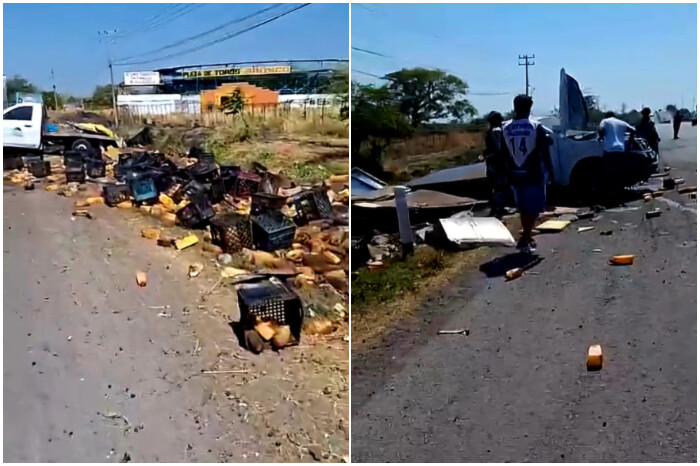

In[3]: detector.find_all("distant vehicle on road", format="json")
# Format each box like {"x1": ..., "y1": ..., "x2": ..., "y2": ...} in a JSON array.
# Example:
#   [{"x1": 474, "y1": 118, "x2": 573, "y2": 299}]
[{"x1": 3, "y1": 102, "x2": 117, "y2": 161}]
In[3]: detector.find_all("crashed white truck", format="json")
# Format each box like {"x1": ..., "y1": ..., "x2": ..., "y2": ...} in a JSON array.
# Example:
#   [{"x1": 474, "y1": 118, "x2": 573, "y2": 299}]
[
  {"x1": 3, "y1": 102, "x2": 118, "y2": 169},
  {"x1": 407, "y1": 69, "x2": 659, "y2": 198}
]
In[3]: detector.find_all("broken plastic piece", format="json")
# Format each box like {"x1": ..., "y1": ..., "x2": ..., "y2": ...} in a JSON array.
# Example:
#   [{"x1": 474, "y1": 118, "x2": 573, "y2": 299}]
[
  {"x1": 175, "y1": 233, "x2": 199, "y2": 251},
  {"x1": 645, "y1": 209, "x2": 662, "y2": 219}
]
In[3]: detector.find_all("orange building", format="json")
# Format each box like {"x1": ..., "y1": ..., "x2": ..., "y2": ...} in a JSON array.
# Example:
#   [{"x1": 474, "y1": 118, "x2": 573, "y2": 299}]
[{"x1": 200, "y1": 83, "x2": 279, "y2": 113}]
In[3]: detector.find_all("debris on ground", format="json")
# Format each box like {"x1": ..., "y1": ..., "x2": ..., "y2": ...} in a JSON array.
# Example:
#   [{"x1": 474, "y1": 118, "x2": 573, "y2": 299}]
[
  {"x1": 505, "y1": 256, "x2": 544, "y2": 281},
  {"x1": 135, "y1": 271, "x2": 148, "y2": 286},
  {"x1": 437, "y1": 328, "x2": 470, "y2": 336},
  {"x1": 587, "y1": 344, "x2": 603, "y2": 371},
  {"x1": 188, "y1": 262, "x2": 204, "y2": 278},
  {"x1": 609, "y1": 255, "x2": 635, "y2": 266},
  {"x1": 174, "y1": 233, "x2": 199, "y2": 250},
  {"x1": 438, "y1": 211, "x2": 515, "y2": 248},
  {"x1": 536, "y1": 219, "x2": 571, "y2": 232},
  {"x1": 577, "y1": 226, "x2": 595, "y2": 233},
  {"x1": 72, "y1": 210, "x2": 92, "y2": 219},
  {"x1": 645, "y1": 208, "x2": 662, "y2": 219},
  {"x1": 678, "y1": 186, "x2": 696, "y2": 194}
]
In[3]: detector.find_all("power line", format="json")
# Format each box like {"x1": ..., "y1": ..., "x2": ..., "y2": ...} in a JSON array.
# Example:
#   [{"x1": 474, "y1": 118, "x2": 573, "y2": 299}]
[
  {"x1": 114, "y1": 4, "x2": 192, "y2": 39},
  {"x1": 116, "y1": 4, "x2": 284, "y2": 63},
  {"x1": 518, "y1": 54, "x2": 535, "y2": 96},
  {"x1": 351, "y1": 46, "x2": 391, "y2": 58},
  {"x1": 113, "y1": 4, "x2": 311, "y2": 67},
  {"x1": 351, "y1": 69, "x2": 387, "y2": 80}
]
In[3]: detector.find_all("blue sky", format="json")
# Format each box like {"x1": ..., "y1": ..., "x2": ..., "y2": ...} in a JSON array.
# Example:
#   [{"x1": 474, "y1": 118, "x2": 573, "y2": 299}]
[
  {"x1": 3, "y1": 3, "x2": 349, "y2": 96},
  {"x1": 352, "y1": 3, "x2": 697, "y2": 116}
]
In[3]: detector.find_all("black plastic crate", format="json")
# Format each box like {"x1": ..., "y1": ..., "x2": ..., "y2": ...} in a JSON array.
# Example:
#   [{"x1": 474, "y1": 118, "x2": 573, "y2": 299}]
[
  {"x1": 251, "y1": 192, "x2": 288, "y2": 215},
  {"x1": 233, "y1": 171, "x2": 261, "y2": 198},
  {"x1": 187, "y1": 161, "x2": 219, "y2": 183},
  {"x1": 63, "y1": 151, "x2": 84, "y2": 170},
  {"x1": 86, "y1": 159, "x2": 106, "y2": 178},
  {"x1": 209, "y1": 177, "x2": 227, "y2": 204},
  {"x1": 210, "y1": 214, "x2": 254, "y2": 253},
  {"x1": 29, "y1": 160, "x2": 51, "y2": 178},
  {"x1": 65, "y1": 166, "x2": 86, "y2": 183},
  {"x1": 237, "y1": 281, "x2": 303, "y2": 339},
  {"x1": 251, "y1": 210, "x2": 296, "y2": 251},
  {"x1": 102, "y1": 184, "x2": 131, "y2": 206},
  {"x1": 176, "y1": 190, "x2": 215, "y2": 228},
  {"x1": 292, "y1": 188, "x2": 334, "y2": 224}
]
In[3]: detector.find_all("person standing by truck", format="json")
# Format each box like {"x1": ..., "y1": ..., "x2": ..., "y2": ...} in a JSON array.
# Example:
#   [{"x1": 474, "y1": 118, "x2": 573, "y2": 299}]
[
  {"x1": 673, "y1": 110, "x2": 683, "y2": 139},
  {"x1": 636, "y1": 107, "x2": 660, "y2": 155},
  {"x1": 502, "y1": 94, "x2": 553, "y2": 254},
  {"x1": 598, "y1": 111, "x2": 636, "y2": 191},
  {"x1": 484, "y1": 111, "x2": 508, "y2": 217}
]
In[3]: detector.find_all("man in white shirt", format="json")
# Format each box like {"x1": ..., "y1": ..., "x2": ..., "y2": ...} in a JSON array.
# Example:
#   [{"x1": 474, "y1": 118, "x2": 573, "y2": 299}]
[
  {"x1": 598, "y1": 111, "x2": 635, "y2": 190},
  {"x1": 598, "y1": 111, "x2": 635, "y2": 152}
]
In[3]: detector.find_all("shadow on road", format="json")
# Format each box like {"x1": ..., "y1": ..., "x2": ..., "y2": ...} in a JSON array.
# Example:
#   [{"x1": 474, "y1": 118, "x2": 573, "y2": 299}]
[{"x1": 478, "y1": 252, "x2": 543, "y2": 278}]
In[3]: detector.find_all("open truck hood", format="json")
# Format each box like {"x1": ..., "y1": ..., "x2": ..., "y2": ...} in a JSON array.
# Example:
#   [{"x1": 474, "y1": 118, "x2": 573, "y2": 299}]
[{"x1": 559, "y1": 68, "x2": 589, "y2": 132}]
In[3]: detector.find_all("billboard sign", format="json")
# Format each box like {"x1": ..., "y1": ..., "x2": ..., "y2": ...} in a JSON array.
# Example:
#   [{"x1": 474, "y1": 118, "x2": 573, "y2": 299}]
[
  {"x1": 124, "y1": 71, "x2": 161, "y2": 86},
  {"x1": 181, "y1": 65, "x2": 291, "y2": 79}
]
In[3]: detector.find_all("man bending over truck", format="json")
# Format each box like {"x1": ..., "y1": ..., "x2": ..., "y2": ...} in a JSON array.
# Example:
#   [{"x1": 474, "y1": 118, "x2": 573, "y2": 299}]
[
  {"x1": 598, "y1": 111, "x2": 636, "y2": 191},
  {"x1": 502, "y1": 94, "x2": 553, "y2": 254}
]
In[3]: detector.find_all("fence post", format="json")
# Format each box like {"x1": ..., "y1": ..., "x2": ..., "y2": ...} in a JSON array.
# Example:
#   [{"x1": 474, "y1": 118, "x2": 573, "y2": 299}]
[{"x1": 394, "y1": 186, "x2": 414, "y2": 257}]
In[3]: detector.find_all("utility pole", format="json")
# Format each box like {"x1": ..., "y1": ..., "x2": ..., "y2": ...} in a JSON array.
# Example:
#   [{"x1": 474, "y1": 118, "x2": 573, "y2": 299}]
[
  {"x1": 98, "y1": 29, "x2": 119, "y2": 126},
  {"x1": 50, "y1": 68, "x2": 59, "y2": 110},
  {"x1": 518, "y1": 54, "x2": 535, "y2": 96}
]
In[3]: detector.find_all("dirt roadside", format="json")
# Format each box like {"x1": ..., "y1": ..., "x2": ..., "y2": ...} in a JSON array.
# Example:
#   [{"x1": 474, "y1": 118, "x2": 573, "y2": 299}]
[{"x1": 3, "y1": 184, "x2": 348, "y2": 463}]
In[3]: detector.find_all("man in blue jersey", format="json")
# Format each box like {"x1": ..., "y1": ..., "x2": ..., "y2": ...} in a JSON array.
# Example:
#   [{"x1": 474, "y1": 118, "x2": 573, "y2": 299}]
[{"x1": 501, "y1": 94, "x2": 553, "y2": 254}]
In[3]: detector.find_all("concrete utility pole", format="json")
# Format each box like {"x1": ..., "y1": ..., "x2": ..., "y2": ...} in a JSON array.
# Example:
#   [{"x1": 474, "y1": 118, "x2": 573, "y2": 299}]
[
  {"x1": 518, "y1": 54, "x2": 535, "y2": 96},
  {"x1": 98, "y1": 29, "x2": 119, "y2": 126}
]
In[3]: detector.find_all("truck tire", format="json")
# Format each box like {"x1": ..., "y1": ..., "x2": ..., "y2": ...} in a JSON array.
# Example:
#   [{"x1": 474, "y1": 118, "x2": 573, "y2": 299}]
[{"x1": 71, "y1": 139, "x2": 92, "y2": 152}]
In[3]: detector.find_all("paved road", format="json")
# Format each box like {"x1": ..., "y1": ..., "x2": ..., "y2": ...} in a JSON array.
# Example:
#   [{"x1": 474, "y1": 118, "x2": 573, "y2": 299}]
[
  {"x1": 352, "y1": 123, "x2": 697, "y2": 462},
  {"x1": 3, "y1": 189, "x2": 253, "y2": 462}
]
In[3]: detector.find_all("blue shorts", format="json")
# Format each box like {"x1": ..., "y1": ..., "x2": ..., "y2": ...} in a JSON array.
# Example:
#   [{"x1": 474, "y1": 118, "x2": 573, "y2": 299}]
[{"x1": 512, "y1": 182, "x2": 547, "y2": 216}]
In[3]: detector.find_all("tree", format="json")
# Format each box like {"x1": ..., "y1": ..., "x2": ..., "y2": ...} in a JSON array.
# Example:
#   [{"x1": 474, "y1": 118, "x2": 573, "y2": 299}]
[
  {"x1": 666, "y1": 104, "x2": 678, "y2": 114},
  {"x1": 87, "y1": 85, "x2": 113, "y2": 108},
  {"x1": 41, "y1": 91, "x2": 63, "y2": 110},
  {"x1": 385, "y1": 68, "x2": 477, "y2": 126},
  {"x1": 621, "y1": 102, "x2": 627, "y2": 114},
  {"x1": 5, "y1": 75, "x2": 39, "y2": 99},
  {"x1": 351, "y1": 82, "x2": 413, "y2": 172},
  {"x1": 220, "y1": 89, "x2": 246, "y2": 115}
]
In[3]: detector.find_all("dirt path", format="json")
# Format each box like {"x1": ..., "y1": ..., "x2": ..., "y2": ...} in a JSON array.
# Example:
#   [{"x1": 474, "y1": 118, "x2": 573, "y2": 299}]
[
  {"x1": 3, "y1": 185, "x2": 348, "y2": 462},
  {"x1": 351, "y1": 125, "x2": 697, "y2": 462}
]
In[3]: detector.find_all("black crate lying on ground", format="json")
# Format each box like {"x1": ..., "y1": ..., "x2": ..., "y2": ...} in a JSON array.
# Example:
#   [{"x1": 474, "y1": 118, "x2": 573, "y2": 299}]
[
  {"x1": 210, "y1": 214, "x2": 254, "y2": 252},
  {"x1": 251, "y1": 192, "x2": 288, "y2": 215},
  {"x1": 86, "y1": 159, "x2": 106, "y2": 178},
  {"x1": 102, "y1": 184, "x2": 131, "y2": 206},
  {"x1": 251, "y1": 210, "x2": 296, "y2": 251},
  {"x1": 29, "y1": 160, "x2": 51, "y2": 178},
  {"x1": 292, "y1": 188, "x2": 334, "y2": 224},
  {"x1": 65, "y1": 166, "x2": 86, "y2": 183},
  {"x1": 237, "y1": 281, "x2": 303, "y2": 340},
  {"x1": 177, "y1": 190, "x2": 215, "y2": 228},
  {"x1": 187, "y1": 160, "x2": 220, "y2": 183},
  {"x1": 209, "y1": 177, "x2": 227, "y2": 204},
  {"x1": 233, "y1": 171, "x2": 261, "y2": 198}
]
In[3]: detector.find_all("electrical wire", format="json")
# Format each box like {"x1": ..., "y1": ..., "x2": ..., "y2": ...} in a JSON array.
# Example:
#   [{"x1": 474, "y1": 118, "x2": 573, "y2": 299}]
[
  {"x1": 115, "y1": 4, "x2": 284, "y2": 63},
  {"x1": 351, "y1": 47, "x2": 391, "y2": 58},
  {"x1": 115, "y1": 4, "x2": 204, "y2": 40},
  {"x1": 113, "y1": 4, "x2": 185, "y2": 38},
  {"x1": 113, "y1": 3, "x2": 311, "y2": 67}
]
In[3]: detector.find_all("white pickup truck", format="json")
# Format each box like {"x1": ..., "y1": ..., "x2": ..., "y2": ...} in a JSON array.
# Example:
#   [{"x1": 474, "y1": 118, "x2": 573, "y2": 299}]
[
  {"x1": 406, "y1": 69, "x2": 659, "y2": 198},
  {"x1": 3, "y1": 102, "x2": 117, "y2": 161}
]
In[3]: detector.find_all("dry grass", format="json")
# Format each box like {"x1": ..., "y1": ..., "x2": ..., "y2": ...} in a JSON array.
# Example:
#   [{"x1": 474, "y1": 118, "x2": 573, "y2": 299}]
[
  {"x1": 381, "y1": 128, "x2": 486, "y2": 182},
  {"x1": 351, "y1": 246, "x2": 491, "y2": 349}
]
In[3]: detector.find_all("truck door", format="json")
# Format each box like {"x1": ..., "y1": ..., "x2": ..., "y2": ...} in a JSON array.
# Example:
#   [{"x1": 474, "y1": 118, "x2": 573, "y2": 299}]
[{"x1": 3, "y1": 104, "x2": 42, "y2": 149}]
